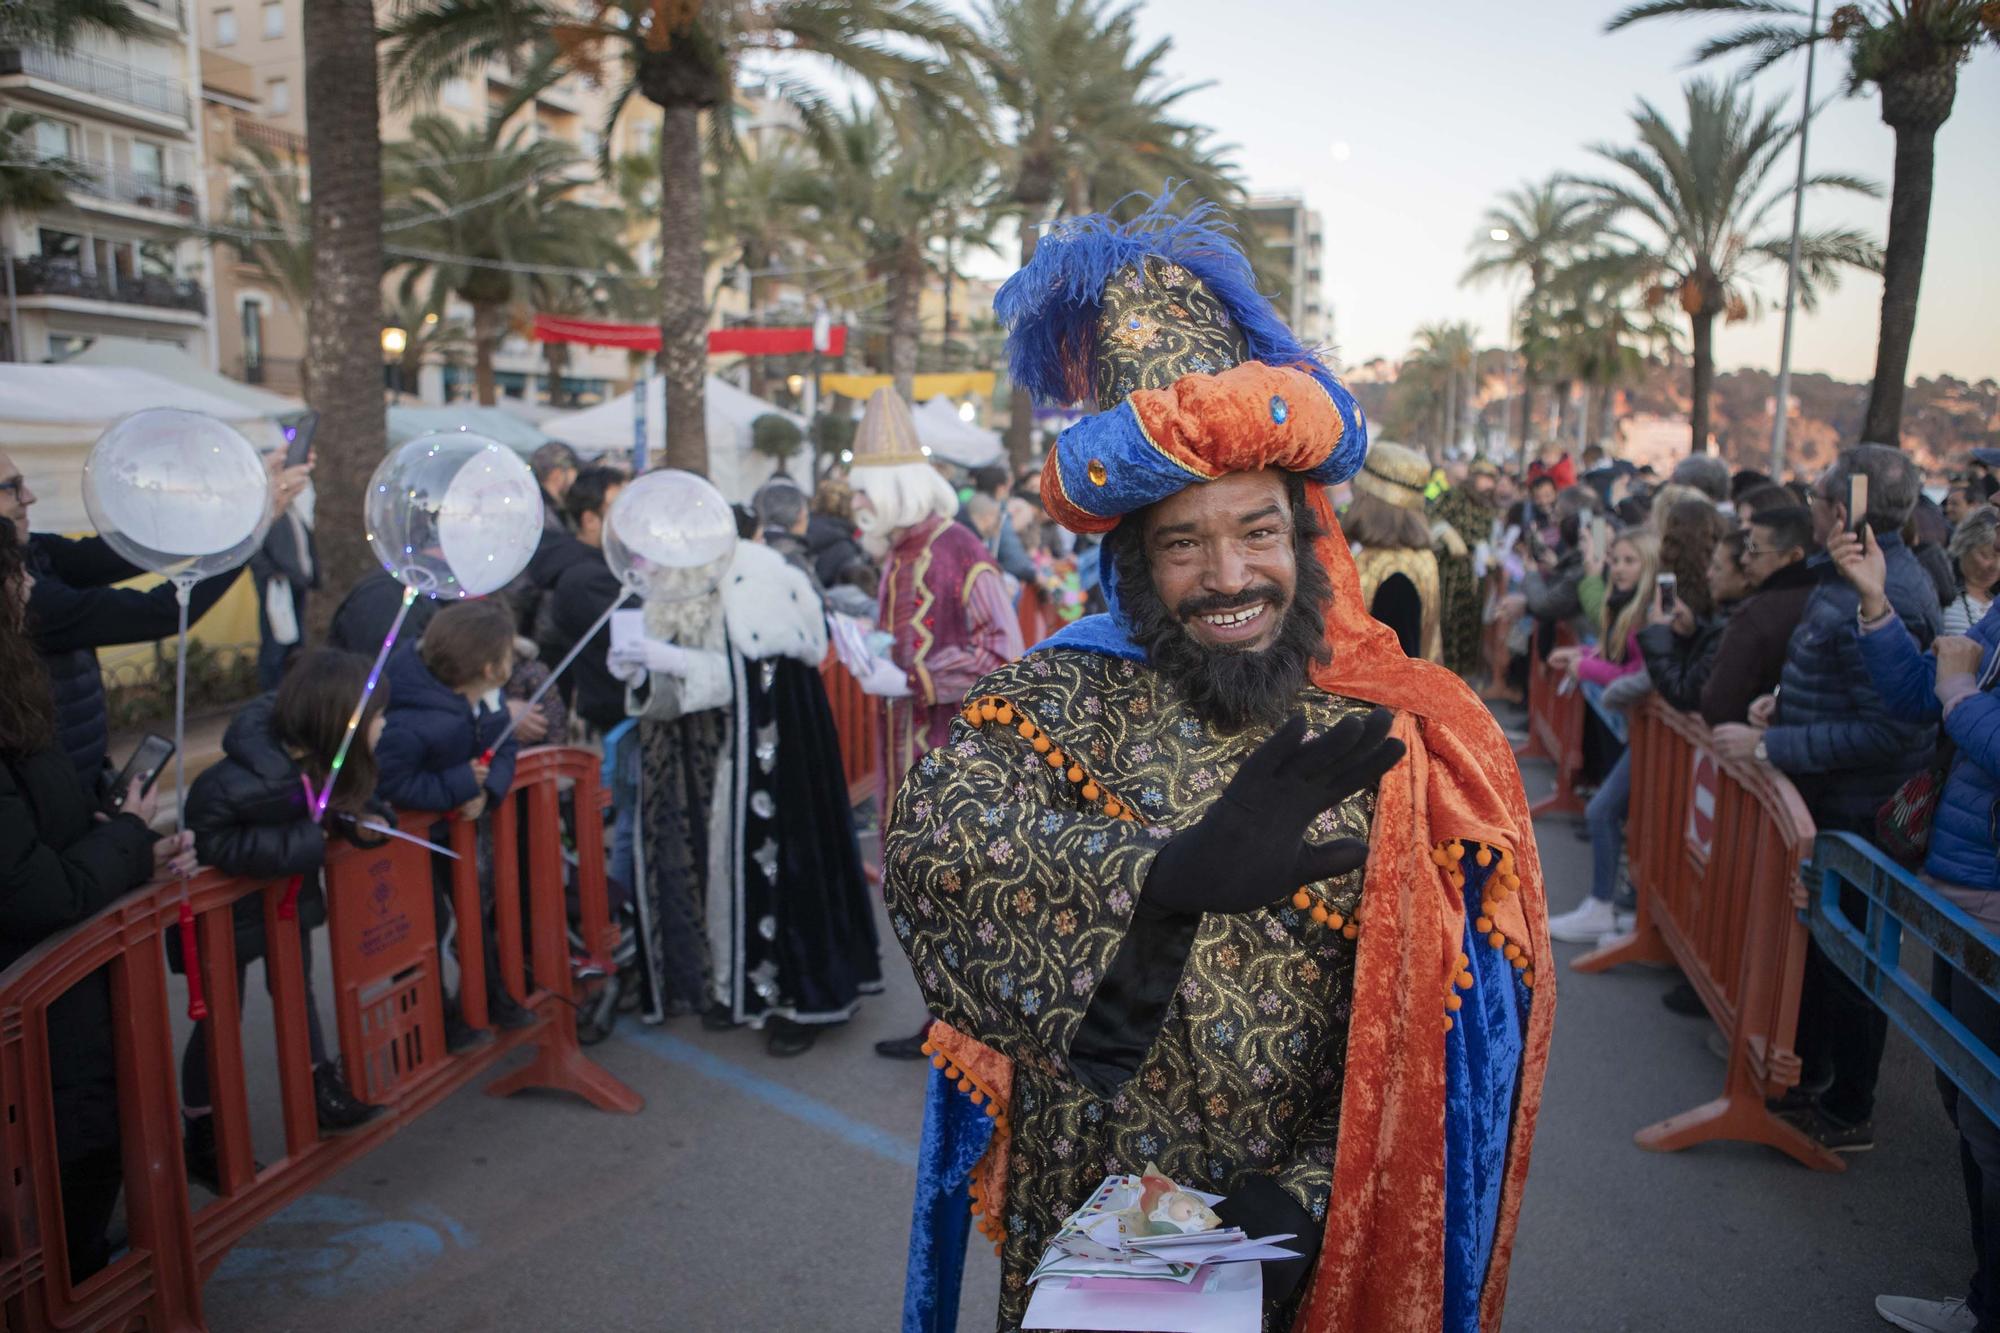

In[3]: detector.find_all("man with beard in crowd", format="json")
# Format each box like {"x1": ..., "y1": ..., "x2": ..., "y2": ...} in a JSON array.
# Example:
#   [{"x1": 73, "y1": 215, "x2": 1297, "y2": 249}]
[{"x1": 888, "y1": 199, "x2": 1553, "y2": 1333}]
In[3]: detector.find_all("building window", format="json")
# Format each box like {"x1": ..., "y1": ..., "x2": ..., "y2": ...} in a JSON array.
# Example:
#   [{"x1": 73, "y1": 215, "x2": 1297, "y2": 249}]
[
  {"x1": 215, "y1": 8, "x2": 236, "y2": 45},
  {"x1": 131, "y1": 140, "x2": 165, "y2": 185},
  {"x1": 241, "y1": 299, "x2": 266, "y2": 380},
  {"x1": 266, "y1": 78, "x2": 290, "y2": 115},
  {"x1": 32, "y1": 118, "x2": 74, "y2": 161},
  {"x1": 47, "y1": 333, "x2": 93, "y2": 363},
  {"x1": 262, "y1": 3, "x2": 283, "y2": 38},
  {"x1": 38, "y1": 229, "x2": 83, "y2": 265}
]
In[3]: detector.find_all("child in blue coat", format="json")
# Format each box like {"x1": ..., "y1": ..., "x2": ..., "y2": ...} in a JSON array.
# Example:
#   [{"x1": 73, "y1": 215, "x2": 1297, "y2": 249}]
[{"x1": 376, "y1": 599, "x2": 532, "y2": 1043}]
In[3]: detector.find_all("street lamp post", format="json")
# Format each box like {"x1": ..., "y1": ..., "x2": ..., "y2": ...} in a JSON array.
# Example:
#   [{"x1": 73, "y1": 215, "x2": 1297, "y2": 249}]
[
  {"x1": 380, "y1": 326, "x2": 408, "y2": 403},
  {"x1": 1771, "y1": 0, "x2": 1821, "y2": 480},
  {"x1": 1488, "y1": 228, "x2": 1520, "y2": 465}
]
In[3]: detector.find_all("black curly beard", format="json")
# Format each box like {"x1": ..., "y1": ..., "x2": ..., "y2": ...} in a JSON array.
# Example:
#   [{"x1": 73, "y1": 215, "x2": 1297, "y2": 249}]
[{"x1": 1108, "y1": 476, "x2": 1333, "y2": 733}]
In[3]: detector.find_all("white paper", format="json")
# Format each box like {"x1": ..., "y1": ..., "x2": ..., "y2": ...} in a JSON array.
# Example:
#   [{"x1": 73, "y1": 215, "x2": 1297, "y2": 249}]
[
  {"x1": 1021, "y1": 1261, "x2": 1262, "y2": 1333},
  {"x1": 610, "y1": 609, "x2": 646, "y2": 657}
]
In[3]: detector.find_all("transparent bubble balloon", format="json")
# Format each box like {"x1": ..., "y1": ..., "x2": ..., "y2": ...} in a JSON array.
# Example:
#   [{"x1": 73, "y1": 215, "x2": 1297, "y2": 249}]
[
  {"x1": 365, "y1": 433, "x2": 543, "y2": 598},
  {"x1": 603, "y1": 470, "x2": 738, "y2": 597},
  {"x1": 81, "y1": 409, "x2": 272, "y2": 581}
]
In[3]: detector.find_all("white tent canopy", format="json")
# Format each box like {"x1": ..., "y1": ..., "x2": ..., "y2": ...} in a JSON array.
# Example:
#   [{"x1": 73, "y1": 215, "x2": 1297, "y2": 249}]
[
  {"x1": 64, "y1": 335, "x2": 305, "y2": 424},
  {"x1": 542, "y1": 375, "x2": 810, "y2": 500},
  {"x1": 0, "y1": 365, "x2": 273, "y2": 532},
  {"x1": 913, "y1": 396, "x2": 1004, "y2": 469}
]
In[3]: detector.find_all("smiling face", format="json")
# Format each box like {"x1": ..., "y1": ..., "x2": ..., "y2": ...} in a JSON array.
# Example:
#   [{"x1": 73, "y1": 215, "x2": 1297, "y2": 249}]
[{"x1": 1141, "y1": 470, "x2": 1297, "y2": 654}]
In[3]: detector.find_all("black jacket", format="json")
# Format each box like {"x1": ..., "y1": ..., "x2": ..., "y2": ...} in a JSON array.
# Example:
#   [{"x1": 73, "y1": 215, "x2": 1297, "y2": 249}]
[
  {"x1": 28, "y1": 534, "x2": 242, "y2": 787},
  {"x1": 805, "y1": 512, "x2": 866, "y2": 590},
  {"x1": 375, "y1": 645, "x2": 518, "y2": 813},
  {"x1": 182, "y1": 695, "x2": 331, "y2": 963},
  {"x1": 0, "y1": 742, "x2": 156, "y2": 1161},
  {"x1": 541, "y1": 558, "x2": 628, "y2": 734},
  {"x1": 1636, "y1": 601, "x2": 1737, "y2": 714},
  {"x1": 1699, "y1": 560, "x2": 1818, "y2": 727},
  {"x1": 327, "y1": 571, "x2": 440, "y2": 658}
]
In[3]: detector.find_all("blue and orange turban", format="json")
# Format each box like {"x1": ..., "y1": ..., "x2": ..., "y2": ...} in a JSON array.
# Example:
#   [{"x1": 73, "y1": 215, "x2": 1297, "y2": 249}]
[{"x1": 995, "y1": 192, "x2": 1369, "y2": 535}]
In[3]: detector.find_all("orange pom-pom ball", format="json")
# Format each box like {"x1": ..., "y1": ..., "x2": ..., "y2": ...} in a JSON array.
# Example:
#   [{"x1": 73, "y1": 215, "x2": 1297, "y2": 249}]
[
  {"x1": 957, "y1": 1077, "x2": 972, "y2": 1093},
  {"x1": 1311, "y1": 903, "x2": 1330, "y2": 924},
  {"x1": 1032, "y1": 735, "x2": 1052, "y2": 754},
  {"x1": 1445, "y1": 992, "x2": 1462, "y2": 1011},
  {"x1": 1488, "y1": 930, "x2": 1505, "y2": 949},
  {"x1": 1341, "y1": 923, "x2": 1358, "y2": 939},
  {"x1": 931, "y1": 1052, "x2": 947, "y2": 1069},
  {"x1": 1291, "y1": 890, "x2": 1312, "y2": 910},
  {"x1": 1046, "y1": 750, "x2": 1065, "y2": 768},
  {"x1": 1504, "y1": 943, "x2": 1521, "y2": 961},
  {"x1": 1455, "y1": 951, "x2": 1470, "y2": 968},
  {"x1": 996, "y1": 705, "x2": 1014, "y2": 725},
  {"x1": 1017, "y1": 720, "x2": 1036, "y2": 739},
  {"x1": 1475, "y1": 846, "x2": 1493, "y2": 868},
  {"x1": 1326, "y1": 911, "x2": 1345, "y2": 930},
  {"x1": 1082, "y1": 782, "x2": 1101, "y2": 802},
  {"x1": 1474, "y1": 916, "x2": 1493, "y2": 933},
  {"x1": 1512, "y1": 955, "x2": 1528, "y2": 970},
  {"x1": 1522, "y1": 970, "x2": 1535, "y2": 988},
  {"x1": 1068, "y1": 765, "x2": 1084, "y2": 784},
  {"x1": 1456, "y1": 970, "x2": 1475, "y2": 989},
  {"x1": 1444, "y1": 1016, "x2": 1455, "y2": 1032}
]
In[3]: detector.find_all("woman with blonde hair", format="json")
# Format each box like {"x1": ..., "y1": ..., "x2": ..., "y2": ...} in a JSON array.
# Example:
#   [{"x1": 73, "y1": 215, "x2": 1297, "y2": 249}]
[{"x1": 1548, "y1": 527, "x2": 1662, "y2": 943}]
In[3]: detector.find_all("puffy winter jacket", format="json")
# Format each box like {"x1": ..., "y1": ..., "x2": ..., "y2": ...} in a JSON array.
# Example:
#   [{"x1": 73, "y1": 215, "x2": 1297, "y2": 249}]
[
  {"x1": 1636, "y1": 601, "x2": 1736, "y2": 714},
  {"x1": 1856, "y1": 603, "x2": 2000, "y2": 891},
  {"x1": 1763, "y1": 534, "x2": 1942, "y2": 830},
  {"x1": 374, "y1": 645, "x2": 517, "y2": 814},
  {"x1": 1575, "y1": 628, "x2": 1643, "y2": 686},
  {"x1": 182, "y1": 694, "x2": 333, "y2": 965}
]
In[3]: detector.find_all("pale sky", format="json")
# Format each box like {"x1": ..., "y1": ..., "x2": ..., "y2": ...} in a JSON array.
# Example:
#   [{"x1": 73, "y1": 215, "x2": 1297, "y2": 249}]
[{"x1": 971, "y1": 0, "x2": 2000, "y2": 384}]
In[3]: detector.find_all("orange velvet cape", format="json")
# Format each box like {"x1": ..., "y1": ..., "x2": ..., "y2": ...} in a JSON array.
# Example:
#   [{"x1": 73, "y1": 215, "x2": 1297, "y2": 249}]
[{"x1": 929, "y1": 483, "x2": 1554, "y2": 1332}]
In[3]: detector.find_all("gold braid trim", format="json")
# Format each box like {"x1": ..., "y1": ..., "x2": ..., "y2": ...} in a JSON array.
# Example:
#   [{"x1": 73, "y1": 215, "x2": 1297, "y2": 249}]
[{"x1": 961, "y1": 694, "x2": 1143, "y2": 822}]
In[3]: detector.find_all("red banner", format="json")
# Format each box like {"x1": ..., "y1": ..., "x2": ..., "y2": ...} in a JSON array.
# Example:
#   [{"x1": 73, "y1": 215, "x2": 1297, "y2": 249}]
[{"x1": 532, "y1": 313, "x2": 846, "y2": 357}]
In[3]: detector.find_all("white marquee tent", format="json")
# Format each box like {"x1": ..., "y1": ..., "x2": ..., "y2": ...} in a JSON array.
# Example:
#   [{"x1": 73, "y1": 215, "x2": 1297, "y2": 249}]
[
  {"x1": 912, "y1": 396, "x2": 1004, "y2": 469},
  {"x1": 542, "y1": 375, "x2": 810, "y2": 499}
]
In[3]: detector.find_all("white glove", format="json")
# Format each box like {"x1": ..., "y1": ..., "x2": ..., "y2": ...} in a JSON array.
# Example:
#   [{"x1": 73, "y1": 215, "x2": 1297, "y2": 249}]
[
  {"x1": 859, "y1": 657, "x2": 912, "y2": 699},
  {"x1": 609, "y1": 636, "x2": 692, "y2": 684}
]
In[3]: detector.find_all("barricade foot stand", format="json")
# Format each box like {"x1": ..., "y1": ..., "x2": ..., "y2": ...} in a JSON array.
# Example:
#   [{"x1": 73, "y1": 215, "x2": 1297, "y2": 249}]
[
  {"x1": 483, "y1": 1005, "x2": 643, "y2": 1114},
  {"x1": 1571, "y1": 923, "x2": 1672, "y2": 973},
  {"x1": 1634, "y1": 1086, "x2": 1846, "y2": 1173}
]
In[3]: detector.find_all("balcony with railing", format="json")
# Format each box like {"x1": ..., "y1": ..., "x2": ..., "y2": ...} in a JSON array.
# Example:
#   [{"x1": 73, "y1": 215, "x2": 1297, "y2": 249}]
[
  {"x1": 234, "y1": 118, "x2": 307, "y2": 159},
  {"x1": 62, "y1": 164, "x2": 201, "y2": 219},
  {"x1": 11, "y1": 256, "x2": 205, "y2": 315},
  {"x1": 0, "y1": 47, "x2": 191, "y2": 124},
  {"x1": 129, "y1": 0, "x2": 185, "y2": 31}
]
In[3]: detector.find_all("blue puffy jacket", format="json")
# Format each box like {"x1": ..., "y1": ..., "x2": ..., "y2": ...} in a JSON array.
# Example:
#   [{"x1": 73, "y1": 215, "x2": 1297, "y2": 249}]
[
  {"x1": 1857, "y1": 602, "x2": 2000, "y2": 891},
  {"x1": 1762, "y1": 534, "x2": 1941, "y2": 831},
  {"x1": 375, "y1": 644, "x2": 517, "y2": 815}
]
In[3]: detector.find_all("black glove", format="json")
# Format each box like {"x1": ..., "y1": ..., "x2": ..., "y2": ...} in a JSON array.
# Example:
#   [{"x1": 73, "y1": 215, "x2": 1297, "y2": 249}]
[
  {"x1": 1212, "y1": 1172, "x2": 1321, "y2": 1306},
  {"x1": 1140, "y1": 710, "x2": 1403, "y2": 919}
]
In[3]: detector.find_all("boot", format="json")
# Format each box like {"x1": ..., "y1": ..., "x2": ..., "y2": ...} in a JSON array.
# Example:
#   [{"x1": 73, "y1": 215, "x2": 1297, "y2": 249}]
[
  {"x1": 486, "y1": 988, "x2": 537, "y2": 1031},
  {"x1": 765, "y1": 1016, "x2": 818, "y2": 1057},
  {"x1": 183, "y1": 1113, "x2": 261, "y2": 1193},
  {"x1": 314, "y1": 1063, "x2": 385, "y2": 1134}
]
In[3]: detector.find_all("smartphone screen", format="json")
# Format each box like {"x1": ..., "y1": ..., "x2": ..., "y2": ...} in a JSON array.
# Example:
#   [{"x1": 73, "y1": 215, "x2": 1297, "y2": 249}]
[
  {"x1": 1590, "y1": 516, "x2": 1611, "y2": 554},
  {"x1": 1848, "y1": 474, "x2": 1868, "y2": 537},
  {"x1": 283, "y1": 411, "x2": 320, "y2": 470},
  {"x1": 108, "y1": 734, "x2": 176, "y2": 810},
  {"x1": 1657, "y1": 573, "x2": 1678, "y2": 611}
]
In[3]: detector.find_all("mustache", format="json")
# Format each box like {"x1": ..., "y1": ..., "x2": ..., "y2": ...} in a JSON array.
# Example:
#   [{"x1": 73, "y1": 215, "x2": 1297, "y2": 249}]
[{"x1": 1176, "y1": 584, "x2": 1285, "y2": 622}]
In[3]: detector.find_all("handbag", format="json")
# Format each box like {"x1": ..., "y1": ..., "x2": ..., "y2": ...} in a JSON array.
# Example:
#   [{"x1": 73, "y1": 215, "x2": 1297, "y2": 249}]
[{"x1": 1875, "y1": 736, "x2": 1953, "y2": 870}]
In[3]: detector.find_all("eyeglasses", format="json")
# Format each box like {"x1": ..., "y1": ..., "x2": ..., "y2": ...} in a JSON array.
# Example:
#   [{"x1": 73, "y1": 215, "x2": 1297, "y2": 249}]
[{"x1": 0, "y1": 477, "x2": 26, "y2": 498}]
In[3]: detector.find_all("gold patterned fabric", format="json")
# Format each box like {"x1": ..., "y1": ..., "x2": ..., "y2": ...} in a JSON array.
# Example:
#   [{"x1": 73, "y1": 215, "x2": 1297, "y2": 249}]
[
  {"x1": 883, "y1": 649, "x2": 1375, "y2": 1332},
  {"x1": 1091, "y1": 255, "x2": 1251, "y2": 410},
  {"x1": 1354, "y1": 546, "x2": 1443, "y2": 665},
  {"x1": 1430, "y1": 486, "x2": 1497, "y2": 677}
]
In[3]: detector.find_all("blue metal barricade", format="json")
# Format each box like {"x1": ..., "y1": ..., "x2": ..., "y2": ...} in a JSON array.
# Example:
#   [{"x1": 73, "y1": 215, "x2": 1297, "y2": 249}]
[{"x1": 1807, "y1": 831, "x2": 2000, "y2": 1126}]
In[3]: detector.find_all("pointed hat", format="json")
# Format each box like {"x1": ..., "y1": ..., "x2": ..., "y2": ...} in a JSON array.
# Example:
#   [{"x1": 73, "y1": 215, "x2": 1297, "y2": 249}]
[{"x1": 849, "y1": 386, "x2": 930, "y2": 469}]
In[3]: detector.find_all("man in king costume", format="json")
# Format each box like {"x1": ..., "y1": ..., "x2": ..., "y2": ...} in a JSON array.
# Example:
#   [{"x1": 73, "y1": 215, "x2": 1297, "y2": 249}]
[{"x1": 886, "y1": 197, "x2": 1554, "y2": 1333}]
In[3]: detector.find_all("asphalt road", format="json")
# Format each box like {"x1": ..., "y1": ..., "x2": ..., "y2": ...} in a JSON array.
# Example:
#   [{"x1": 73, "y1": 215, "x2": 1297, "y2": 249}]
[{"x1": 193, "y1": 737, "x2": 1965, "y2": 1333}]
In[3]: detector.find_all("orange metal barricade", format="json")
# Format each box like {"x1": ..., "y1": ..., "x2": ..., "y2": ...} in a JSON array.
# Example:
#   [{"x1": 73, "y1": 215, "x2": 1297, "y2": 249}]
[
  {"x1": 820, "y1": 653, "x2": 883, "y2": 807},
  {"x1": 1574, "y1": 698, "x2": 1839, "y2": 1170},
  {"x1": 0, "y1": 746, "x2": 639, "y2": 1332},
  {"x1": 1513, "y1": 630, "x2": 1587, "y2": 817}
]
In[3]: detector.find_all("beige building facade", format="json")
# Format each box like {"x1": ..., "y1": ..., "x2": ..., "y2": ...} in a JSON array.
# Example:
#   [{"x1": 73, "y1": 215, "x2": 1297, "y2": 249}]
[{"x1": 1246, "y1": 194, "x2": 1330, "y2": 354}]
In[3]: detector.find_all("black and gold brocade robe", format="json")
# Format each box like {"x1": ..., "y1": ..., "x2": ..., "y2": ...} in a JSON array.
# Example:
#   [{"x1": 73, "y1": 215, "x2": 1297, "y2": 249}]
[{"x1": 884, "y1": 648, "x2": 1376, "y2": 1329}]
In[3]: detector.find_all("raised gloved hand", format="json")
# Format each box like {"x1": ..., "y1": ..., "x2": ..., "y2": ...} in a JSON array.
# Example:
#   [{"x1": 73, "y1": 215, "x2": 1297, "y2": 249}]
[
  {"x1": 608, "y1": 637, "x2": 692, "y2": 686},
  {"x1": 1140, "y1": 710, "x2": 1404, "y2": 919}
]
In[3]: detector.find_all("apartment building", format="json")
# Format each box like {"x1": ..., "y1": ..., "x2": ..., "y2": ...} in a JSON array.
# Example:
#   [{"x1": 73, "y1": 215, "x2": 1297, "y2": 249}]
[
  {"x1": 194, "y1": 0, "x2": 667, "y2": 407},
  {"x1": 1246, "y1": 194, "x2": 1331, "y2": 355},
  {"x1": 0, "y1": 0, "x2": 216, "y2": 365}
]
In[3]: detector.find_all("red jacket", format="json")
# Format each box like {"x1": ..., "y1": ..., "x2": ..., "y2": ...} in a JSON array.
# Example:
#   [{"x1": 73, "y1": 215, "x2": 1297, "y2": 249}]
[{"x1": 1527, "y1": 453, "x2": 1577, "y2": 490}]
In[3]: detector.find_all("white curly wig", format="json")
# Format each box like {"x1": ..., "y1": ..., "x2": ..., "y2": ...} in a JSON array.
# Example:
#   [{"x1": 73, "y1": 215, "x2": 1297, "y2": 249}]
[{"x1": 850, "y1": 462, "x2": 961, "y2": 558}]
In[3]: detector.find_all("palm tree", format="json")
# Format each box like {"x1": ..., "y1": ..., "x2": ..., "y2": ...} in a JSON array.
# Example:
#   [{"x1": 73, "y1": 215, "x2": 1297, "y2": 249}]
[
  {"x1": 1573, "y1": 78, "x2": 1881, "y2": 454},
  {"x1": 1551, "y1": 251, "x2": 1682, "y2": 450},
  {"x1": 976, "y1": 0, "x2": 1236, "y2": 463},
  {"x1": 801, "y1": 103, "x2": 998, "y2": 401},
  {"x1": 0, "y1": 0, "x2": 140, "y2": 47},
  {"x1": 384, "y1": 117, "x2": 629, "y2": 406},
  {"x1": 382, "y1": 286, "x2": 472, "y2": 395},
  {"x1": 1606, "y1": 1, "x2": 1999, "y2": 445},
  {"x1": 0, "y1": 111, "x2": 87, "y2": 213},
  {"x1": 301, "y1": 0, "x2": 386, "y2": 636},
  {"x1": 1410, "y1": 322, "x2": 1479, "y2": 459},
  {"x1": 382, "y1": 0, "x2": 984, "y2": 479},
  {"x1": 1462, "y1": 177, "x2": 1606, "y2": 451}
]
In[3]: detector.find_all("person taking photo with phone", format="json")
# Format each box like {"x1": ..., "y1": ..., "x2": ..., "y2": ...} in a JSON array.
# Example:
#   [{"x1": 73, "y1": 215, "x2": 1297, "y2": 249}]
[{"x1": 0, "y1": 518, "x2": 193, "y2": 1281}]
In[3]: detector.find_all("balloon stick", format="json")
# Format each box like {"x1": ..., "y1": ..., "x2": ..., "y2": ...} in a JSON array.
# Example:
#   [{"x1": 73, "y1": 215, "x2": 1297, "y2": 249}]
[
  {"x1": 312, "y1": 583, "x2": 418, "y2": 821},
  {"x1": 172, "y1": 576, "x2": 206, "y2": 1021},
  {"x1": 480, "y1": 590, "x2": 635, "y2": 764}
]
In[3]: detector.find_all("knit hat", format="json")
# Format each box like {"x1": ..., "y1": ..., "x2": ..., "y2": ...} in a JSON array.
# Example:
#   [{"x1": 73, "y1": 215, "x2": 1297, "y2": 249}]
[{"x1": 1350, "y1": 442, "x2": 1433, "y2": 514}]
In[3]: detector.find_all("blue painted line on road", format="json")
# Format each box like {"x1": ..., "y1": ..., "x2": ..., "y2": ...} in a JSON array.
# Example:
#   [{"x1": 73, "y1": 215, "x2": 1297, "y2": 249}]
[
  {"x1": 619, "y1": 1028, "x2": 919, "y2": 1168},
  {"x1": 212, "y1": 1193, "x2": 476, "y2": 1299}
]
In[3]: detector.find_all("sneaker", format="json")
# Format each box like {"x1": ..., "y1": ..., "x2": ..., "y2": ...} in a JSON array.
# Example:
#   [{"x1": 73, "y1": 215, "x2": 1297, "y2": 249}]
[
  {"x1": 313, "y1": 1063, "x2": 385, "y2": 1134},
  {"x1": 1661, "y1": 981, "x2": 1705, "y2": 1017},
  {"x1": 1875, "y1": 1296, "x2": 1977, "y2": 1333},
  {"x1": 1547, "y1": 896, "x2": 1617, "y2": 944},
  {"x1": 1783, "y1": 1103, "x2": 1876, "y2": 1153}
]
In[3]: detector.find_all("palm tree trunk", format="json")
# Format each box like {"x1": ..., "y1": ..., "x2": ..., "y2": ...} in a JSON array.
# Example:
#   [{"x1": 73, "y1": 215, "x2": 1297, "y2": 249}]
[
  {"x1": 887, "y1": 241, "x2": 923, "y2": 403},
  {"x1": 1596, "y1": 384, "x2": 1617, "y2": 450},
  {"x1": 1518, "y1": 378, "x2": 1537, "y2": 451},
  {"x1": 1689, "y1": 310, "x2": 1715, "y2": 454},
  {"x1": 301, "y1": 0, "x2": 383, "y2": 638},
  {"x1": 1863, "y1": 70, "x2": 1953, "y2": 446},
  {"x1": 472, "y1": 300, "x2": 502, "y2": 406},
  {"x1": 657, "y1": 103, "x2": 709, "y2": 477},
  {"x1": 545, "y1": 339, "x2": 569, "y2": 407},
  {"x1": 1555, "y1": 379, "x2": 1574, "y2": 445}
]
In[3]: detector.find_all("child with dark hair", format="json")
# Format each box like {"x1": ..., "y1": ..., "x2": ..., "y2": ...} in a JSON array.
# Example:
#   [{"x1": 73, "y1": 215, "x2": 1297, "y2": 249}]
[
  {"x1": 376, "y1": 599, "x2": 528, "y2": 1044},
  {"x1": 180, "y1": 647, "x2": 390, "y2": 1190}
]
